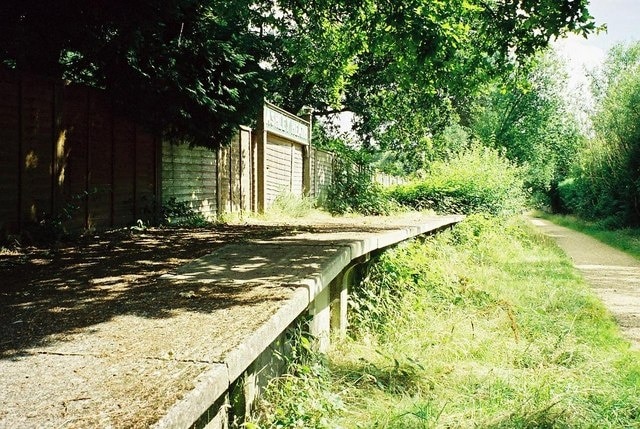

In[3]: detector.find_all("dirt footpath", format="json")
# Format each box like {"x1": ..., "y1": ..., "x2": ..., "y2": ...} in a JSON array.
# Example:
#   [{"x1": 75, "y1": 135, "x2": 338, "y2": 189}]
[{"x1": 530, "y1": 218, "x2": 640, "y2": 350}]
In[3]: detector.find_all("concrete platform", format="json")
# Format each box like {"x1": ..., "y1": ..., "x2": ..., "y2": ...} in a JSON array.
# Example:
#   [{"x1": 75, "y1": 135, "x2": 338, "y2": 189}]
[{"x1": 0, "y1": 214, "x2": 462, "y2": 429}]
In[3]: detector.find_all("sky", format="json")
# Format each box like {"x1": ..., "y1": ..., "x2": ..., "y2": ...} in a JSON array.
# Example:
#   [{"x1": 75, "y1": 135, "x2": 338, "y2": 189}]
[{"x1": 554, "y1": 0, "x2": 640, "y2": 84}]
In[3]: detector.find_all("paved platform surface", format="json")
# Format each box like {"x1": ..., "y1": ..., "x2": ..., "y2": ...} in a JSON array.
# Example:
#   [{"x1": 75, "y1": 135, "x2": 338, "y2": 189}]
[
  {"x1": 531, "y1": 218, "x2": 640, "y2": 350},
  {"x1": 0, "y1": 213, "x2": 462, "y2": 429}
]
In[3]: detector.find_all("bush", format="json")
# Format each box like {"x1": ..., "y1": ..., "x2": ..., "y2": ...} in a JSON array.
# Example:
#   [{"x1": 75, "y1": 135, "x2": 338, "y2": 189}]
[
  {"x1": 560, "y1": 43, "x2": 640, "y2": 227},
  {"x1": 161, "y1": 197, "x2": 210, "y2": 226},
  {"x1": 324, "y1": 158, "x2": 397, "y2": 216},
  {"x1": 389, "y1": 144, "x2": 527, "y2": 215},
  {"x1": 558, "y1": 141, "x2": 638, "y2": 228}
]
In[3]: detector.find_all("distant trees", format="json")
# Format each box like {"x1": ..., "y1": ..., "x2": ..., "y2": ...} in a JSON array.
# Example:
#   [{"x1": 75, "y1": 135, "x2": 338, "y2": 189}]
[
  {"x1": 469, "y1": 52, "x2": 584, "y2": 208},
  {"x1": 559, "y1": 42, "x2": 640, "y2": 227},
  {"x1": 0, "y1": 0, "x2": 596, "y2": 150}
]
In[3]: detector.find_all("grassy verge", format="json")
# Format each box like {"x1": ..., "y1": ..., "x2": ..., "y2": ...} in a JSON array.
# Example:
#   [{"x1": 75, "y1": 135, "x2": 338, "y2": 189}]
[
  {"x1": 538, "y1": 212, "x2": 640, "y2": 260},
  {"x1": 251, "y1": 214, "x2": 640, "y2": 428}
]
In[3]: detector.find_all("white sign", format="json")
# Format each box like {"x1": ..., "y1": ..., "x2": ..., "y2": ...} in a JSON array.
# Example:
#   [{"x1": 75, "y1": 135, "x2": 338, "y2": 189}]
[{"x1": 264, "y1": 103, "x2": 310, "y2": 145}]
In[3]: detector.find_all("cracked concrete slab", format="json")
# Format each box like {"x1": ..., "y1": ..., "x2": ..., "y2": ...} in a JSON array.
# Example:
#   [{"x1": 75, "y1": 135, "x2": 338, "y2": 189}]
[{"x1": 1, "y1": 214, "x2": 463, "y2": 428}]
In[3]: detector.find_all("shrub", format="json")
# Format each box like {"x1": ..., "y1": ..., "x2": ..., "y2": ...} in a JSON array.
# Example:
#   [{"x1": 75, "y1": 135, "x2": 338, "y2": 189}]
[
  {"x1": 558, "y1": 139, "x2": 638, "y2": 228},
  {"x1": 161, "y1": 197, "x2": 210, "y2": 226},
  {"x1": 560, "y1": 43, "x2": 640, "y2": 227},
  {"x1": 324, "y1": 158, "x2": 397, "y2": 216},
  {"x1": 389, "y1": 144, "x2": 527, "y2": 215}
]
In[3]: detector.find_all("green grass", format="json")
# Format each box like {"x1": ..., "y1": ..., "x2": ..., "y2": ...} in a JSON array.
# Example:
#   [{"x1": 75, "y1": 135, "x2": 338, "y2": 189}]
[
  {"x1": 251, "y1": 214, "x2": 640, "y2": 428},
  {"x1": 538, "y1": 212, "x2": 640, "y2": 261}
]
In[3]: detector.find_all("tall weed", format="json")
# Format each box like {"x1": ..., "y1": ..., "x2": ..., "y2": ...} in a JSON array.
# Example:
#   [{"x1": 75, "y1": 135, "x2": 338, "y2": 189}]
[
  {"x1": 252, "y1": 215, "x2": 640, "y2": 428},
  {"x1": 269, "y1": 192, "x2": 316, "y2": 218},
  {"x1": 249, "y1": 322, "x2": 343, "y2": 429},
  {"x1": 338, "y1": 215, "x2": 640, "y2": 428},
  {"x1": 389, "y1": 144, "x2": 527, "y2": 215},
  {"x1": 324, "y1": 158, "x2": 398, "y2": 216}
]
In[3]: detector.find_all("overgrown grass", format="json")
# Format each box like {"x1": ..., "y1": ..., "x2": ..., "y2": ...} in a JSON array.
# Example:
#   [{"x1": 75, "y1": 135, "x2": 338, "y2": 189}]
[
  {"x1": 539, "y1": 212, "x2": 640, "y2": 261},
  {"x1": 269, "y1": 192, "x2": 317, "y2": 218},
  {"x1": 252, "y1": 214, "x2": 640, "y2": 428}
]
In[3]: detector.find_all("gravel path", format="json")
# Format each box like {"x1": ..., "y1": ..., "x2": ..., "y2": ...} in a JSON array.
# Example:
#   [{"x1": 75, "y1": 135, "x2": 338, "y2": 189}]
[{"x1": 531, "y1": 218, "x2": 640, "y2": 350}]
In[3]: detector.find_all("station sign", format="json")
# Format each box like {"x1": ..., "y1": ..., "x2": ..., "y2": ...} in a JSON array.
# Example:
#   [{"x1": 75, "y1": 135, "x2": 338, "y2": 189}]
[{"x1": 263, "y1": 102, "x2": 310, "y2": 145}]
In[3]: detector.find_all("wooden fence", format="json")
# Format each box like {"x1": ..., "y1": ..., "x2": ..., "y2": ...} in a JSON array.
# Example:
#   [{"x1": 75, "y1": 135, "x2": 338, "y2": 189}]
[
  {"x1": 0, "y1": 73, "x2": 403, "y2": 237},
  {"x1": 375, "y1": 172, "x2": 405, "y2": 187},
  {"x1": 310, "y1": 148, "x2": 334, "y2": 202},
  {"x1": 0, "y1": 70, "x2": 159, "y2": 236},
  {"x1": 162, "y1": 127, "x2": 252, "y2": 221}
]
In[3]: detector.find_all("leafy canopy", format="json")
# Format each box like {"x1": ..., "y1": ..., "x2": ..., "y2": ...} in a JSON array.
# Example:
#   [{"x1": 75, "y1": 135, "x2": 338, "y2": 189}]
[
  {"x1": 469, "y1": 51, "x2": 584, "y2": 204},
  {"x1": 269, "y1": 0, "x2": 596, "y2": 150},
  {"x1": 0, "y1": 0, "x2": 596, "y2": 149}
]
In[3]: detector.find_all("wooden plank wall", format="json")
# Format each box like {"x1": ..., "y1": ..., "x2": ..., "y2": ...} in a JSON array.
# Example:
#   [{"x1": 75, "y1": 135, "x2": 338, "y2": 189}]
[
  {"x1": 0, "y1": 74, "x2": 19, "y2": 234},
  {"x1": 217, "y1": 127, "x2": 252, "y2": 214},
  {"x1": 239, "y1": 127, "x2": 252, "y2": 212},
  {"x1": 162, "y1": 142, "x2": 218, "y2": 221},
  {"x1": 264, "y1": 134, "x2": 304, "y2": 207},
  {"x1": 310, "y1": 148, "x2": 334, "y2": 202},
  {"x1": 0, "y1": 70, "x2": 159, "y2": 236},
  {"x1": 161, "y1": 126, "x2": 252, "y2": 219}
]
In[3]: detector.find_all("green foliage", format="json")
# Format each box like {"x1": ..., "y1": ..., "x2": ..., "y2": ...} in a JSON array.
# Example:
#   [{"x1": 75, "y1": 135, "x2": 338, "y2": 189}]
[
  {"x1": 0, "y1": 0, "x2": 597, "y2": 151},
  {"x1": 250, "y1": 322, "x2": 344, "y2": 429},
  {"x1": 255, "y1": 215, "x2": 640, "y2": 428},
  {"x1": 276, "y1": 0, "x2": 596, "y2": 153},
  {"x1": 269, "y1": 192, "x2": 316, "y2": 219},
  {"x1": 161, "y1": 197, "x2": 210, "y2": 227},
  {"x1": 340, "y1": 215, "x2": 640, "y2": 427},
  {"x1": 559, "y1": 42, "x2": 640, "y2": 226},
  {"x1": 20, "y1": 188, "x2": 103, "y2": 245},
  {"x1": 1, "y1": 1, "x2": 266, "y2": 149},
  {"x1": 324, "y1": 158, "x2": 397, "y2": 216},
  {"x1": 557, "y1": 174, "x2": 627, "y2": 228},
  {"x1": 389, "y1": 144, "x2": 527, "y2": 215},
  {"x1": 469, "y1": 51, "x2": 584, "y2": 207},
  {"x1": 365, "y1": 121, "x2": 473, "y2": 176}
]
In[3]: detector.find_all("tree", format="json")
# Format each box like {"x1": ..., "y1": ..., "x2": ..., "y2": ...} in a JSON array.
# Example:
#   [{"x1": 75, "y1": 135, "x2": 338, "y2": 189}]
[
  {"x1": 0, "y1": 0, "x2": 596, "y2": 152},
  {"x1": 0, "y1": 0, "x2": 266, "y2": 148},
  {"x1": 266, "y1": 0, "x2": 597, "y2": 151},
  {"x1": 469, "y1": 51, "x2": 584, "y2": 207},
  {"x1": 585, "y1": 43, "x2": 640, "y2": 224}
]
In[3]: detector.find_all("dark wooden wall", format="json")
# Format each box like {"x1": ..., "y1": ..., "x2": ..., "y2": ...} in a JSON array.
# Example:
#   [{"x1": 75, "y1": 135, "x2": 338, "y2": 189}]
[{"x1": 0, "y1": 70, "x2": 159, "y2": 236}]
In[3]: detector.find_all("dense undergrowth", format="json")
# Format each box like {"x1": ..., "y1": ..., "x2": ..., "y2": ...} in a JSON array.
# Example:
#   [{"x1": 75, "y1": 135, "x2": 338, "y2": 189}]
[
  {"x1": 388, "y1": 145, "x2": 527, "y2": 215},
  {"x1": 250, "y1": 214, "x2": 640, "y2": 428},
  {"x1": 324, "y1": 144, "x2": 528, "y2": 217},
  {"x1": 555, "y1": 42, "x2": 640, "y2": 228}
]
